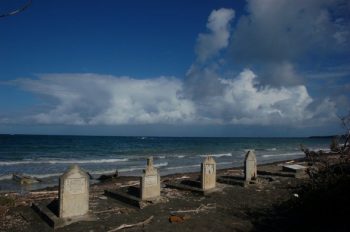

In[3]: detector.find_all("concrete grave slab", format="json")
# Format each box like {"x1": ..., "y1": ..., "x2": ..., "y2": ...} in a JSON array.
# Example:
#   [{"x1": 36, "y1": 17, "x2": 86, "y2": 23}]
[
  {"x1": 105, "y1": 157, "x2": 162, "y2": 208},
  {"x1": 32, "y1": 165, "x2": 96, "y2": 229},
  {"x1": 166, "y1": 156, "x2": 217, "y2": 195}
]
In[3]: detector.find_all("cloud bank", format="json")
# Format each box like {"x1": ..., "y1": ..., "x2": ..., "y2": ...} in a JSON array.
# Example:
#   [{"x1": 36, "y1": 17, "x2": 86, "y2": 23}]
[
  {"x1": 3, "y1": 2, "x2": 346, "y2": 128},
  {"x1": 8, "y1": 69, "x2": 335, "y2": 126}
]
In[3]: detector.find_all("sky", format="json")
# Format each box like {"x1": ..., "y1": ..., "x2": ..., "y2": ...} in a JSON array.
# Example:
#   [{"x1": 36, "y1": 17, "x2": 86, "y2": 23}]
[{"x1": 0, "y1": 0, "x2": 349, "y2": 137}]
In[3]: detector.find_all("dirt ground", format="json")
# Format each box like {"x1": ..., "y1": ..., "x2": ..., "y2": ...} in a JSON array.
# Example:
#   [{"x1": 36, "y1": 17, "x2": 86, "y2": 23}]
[{"x1": 0, "y1": 160, "x2": 311, "y2": 232}]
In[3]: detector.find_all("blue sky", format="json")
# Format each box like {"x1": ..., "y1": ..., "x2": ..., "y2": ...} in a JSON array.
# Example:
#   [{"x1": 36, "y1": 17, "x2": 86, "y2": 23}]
[{"x1": 0, "y1": 0, "x2": 349, "y2": 137}]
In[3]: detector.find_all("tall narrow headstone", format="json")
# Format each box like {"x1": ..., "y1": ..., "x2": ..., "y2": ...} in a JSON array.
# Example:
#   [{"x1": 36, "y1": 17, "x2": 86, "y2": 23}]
[
  {"x1": 59, "y1": 165, "x2": 89, "y2": 218},
  {"x1": 244, "y1": 150, "x2": 257, "y2": 181},
  {"x1": 140, "y1": 157, "x2": 160, "y2": 200},
  {"x1": 201, "y1": 156, "x2": 216, "y2": 190}
]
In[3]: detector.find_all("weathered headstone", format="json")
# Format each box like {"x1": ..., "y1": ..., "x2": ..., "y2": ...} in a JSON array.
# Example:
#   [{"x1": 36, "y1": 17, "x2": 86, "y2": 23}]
[
  {"x1": 59, "y1": 164, "x2": 89, "y2": 218},
  {"x1": 201, "y1": 156, "x2": 216, "y2": 190},
  {"x1": 244, "y1": 150, "x2": 257, "y2": 181},
  {"x1": 140, "y1": 157, "x2": 160, "y2": 200}
]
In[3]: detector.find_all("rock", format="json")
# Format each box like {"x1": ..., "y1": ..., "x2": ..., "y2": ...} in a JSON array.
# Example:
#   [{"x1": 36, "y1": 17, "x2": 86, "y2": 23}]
[
  {"x1": 12, "y1": 174, "x2": 41, "y2": 184},
  {"x1": 97, "y1": 170, "x2": 119, "y2": 181},
  {"x1": 169, "y1": 215, "x2": 191, "y2": 223}
]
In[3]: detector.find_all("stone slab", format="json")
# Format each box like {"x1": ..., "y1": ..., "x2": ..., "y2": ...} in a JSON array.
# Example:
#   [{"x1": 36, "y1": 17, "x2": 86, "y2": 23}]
[
  {"x1": 105, "y1": 189, "x2": 142, "y2": 208},
  {"x1": 258, "y1": 170, "x2": 307, "y2": 179},
  {"x1": 166, "y1": 180, "x2": 216, "y2": 195},
  {"x1": 282, "y1": 164, "x2": 307, "y2": 173},
  {"x1": 32, "y1": 201, "x2": 96, "y2": 229},
  {"x1": 105, "y1": 186, "x2": 161, "y2": 209},
  {"x1": 217, "y1": 176, "x2": 249, "y2": 187}
]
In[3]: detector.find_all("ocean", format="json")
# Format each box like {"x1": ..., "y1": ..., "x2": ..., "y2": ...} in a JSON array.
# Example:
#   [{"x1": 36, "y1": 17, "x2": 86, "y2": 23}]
[{"x1": 0, "y1": 135, "x2": 331, "y2": 192}]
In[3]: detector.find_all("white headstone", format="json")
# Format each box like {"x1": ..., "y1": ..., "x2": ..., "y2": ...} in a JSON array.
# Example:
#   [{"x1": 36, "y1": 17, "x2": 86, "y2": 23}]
[
  {"x1": 201, "y1": 156, "x2": 216, "y2": 190},
  {"x1": 244, "y1": 150, "x2": 257, "y2": 181},
  {"x1": 140, "y1": 157, "x2": 160, "y2": 200},
  {"x1": 59, "y1": 165, "x2": 89, "y2": 218}
]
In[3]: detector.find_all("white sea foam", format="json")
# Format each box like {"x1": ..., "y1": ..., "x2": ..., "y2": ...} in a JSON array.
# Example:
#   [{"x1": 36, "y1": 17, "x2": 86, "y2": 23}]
[
  {"x1": 176, "y1": 155, "x2": 185, "y2": 158},
  {"x1": 26, "y1": 173, "x2": 62, "y2": 179},
  {"x1": 262, "y1": 152, "x2": 304, "y2": 158},
  {"x1": 266, "y1": 148, "x2": 277, "y2": 151},
  {"x1": 216, "y1": 161, "x2": 234, "y2": 166},
  {"x1": 0, "y1": 173, "x2": 62, "y2": 180},
  {"x1": 0, "y1": 174, "x2": 12, "y2": 181},
  {"x1": 117, "y1": 162, "x2": 168, "y2": 173},
  {"x1": 200, "y1": 153, "x2": 232, "y2": 158},
  {"x1": 165, "y1": 164, "x2": 200, "y2": 170},
  {"x1": 154, "y1": 162, "x2": 168, "y2": 168},
  {"x1": 89, "y1": 169, "x2": 117, "y2": 176},
  {"x1": 118, "y1": 167, "x2": 144, "y2": 173},
  {"x1": 0, "y1": 158, "x2": 129, "y2": 166}
]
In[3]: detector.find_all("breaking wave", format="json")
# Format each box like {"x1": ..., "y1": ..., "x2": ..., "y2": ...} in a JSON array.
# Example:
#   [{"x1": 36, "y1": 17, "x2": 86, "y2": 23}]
[{"x1": 0, "y1": 158, "x2": 129, "y2": 166}]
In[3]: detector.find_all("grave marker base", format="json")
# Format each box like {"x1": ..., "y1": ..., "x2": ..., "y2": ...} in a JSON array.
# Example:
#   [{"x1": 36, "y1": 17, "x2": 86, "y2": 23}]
[
  {"x1": 32, "y1": 200, "x2": 96, "y2": 229},
  {"x1": 166, "y1": 180, "x2": 216, "y2": 195},
  {"x1": 105, "y1": 186, "x2": 160, "y2": 209}
]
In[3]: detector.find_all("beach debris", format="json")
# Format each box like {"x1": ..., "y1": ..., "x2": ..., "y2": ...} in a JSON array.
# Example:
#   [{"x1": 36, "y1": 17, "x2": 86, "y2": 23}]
[
  {"x1": 12, "y1": 173, "x2": 41, "y2": 185},
  {"x1": 94, "y1": 207, "x2": 131, "y2": 215},
  {"x1": 30, "y1": 190, "x2": 58, "y2": 195},
  {"x1": 170, "y1": 203, "x2": 216, "y2": 215},
  {"x1": 293, "y1": 193, "x2": 299, "y2": 198},
  {"x1": 162, "y1": 188, "x2": 184, "y2": 198},
  {"x1": 169, "y1": 215, "x2": 191, "y2": 223},
  {"x1": 107, "y1": 215, "x2": 154, "y2": 232},
  {"x1": 285, "y1": 160, "x2": 295, "y2": 164},
  {"x1": 97, "y1": 170, "x2": 119, "y2": 181},
  {"x1": 98, "y1": 196, "x2": 108, "y2": 200},
  {"x1": 175, "y1": 175, "x2": 190, "y2": 180}
]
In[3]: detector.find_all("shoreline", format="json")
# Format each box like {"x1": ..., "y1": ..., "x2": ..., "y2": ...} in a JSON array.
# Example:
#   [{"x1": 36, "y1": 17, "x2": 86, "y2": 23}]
[{"x1": 0, "y1": 156, "x2": 307, "y2": 194}]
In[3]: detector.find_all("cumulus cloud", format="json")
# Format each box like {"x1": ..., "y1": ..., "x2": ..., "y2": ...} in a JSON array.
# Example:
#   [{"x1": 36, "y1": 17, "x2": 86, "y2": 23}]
[
  {"x1": 230, "y1": 0, "x2": 350, "y2": 86},
  {"x1": 11, "y1": 74, "x2": 195, "y2": 125},
  {"x1": 231, "y1": 0, "x2": 350, "y2": 62},
  {"x1": 195, "y1": 8, "x2": 235, "y2": 62},
  {"x1": 2, "y1": 6, "x2": 341, "y2": 128},
  {"x1": 6, "y1": 69, "x2": 336, "y2": 127}
]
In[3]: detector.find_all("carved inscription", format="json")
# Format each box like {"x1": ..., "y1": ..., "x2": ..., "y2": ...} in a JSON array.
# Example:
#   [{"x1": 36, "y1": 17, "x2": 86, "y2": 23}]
[
  {"x1": 65, "y1": 178, "x2": 85, "y2": 194},
  {"x1": 205, "y1": 164, "x2": 214, "y2": 175},
  {"x1": 144, "y1": 175, "x2": 157, "y2": 187}
]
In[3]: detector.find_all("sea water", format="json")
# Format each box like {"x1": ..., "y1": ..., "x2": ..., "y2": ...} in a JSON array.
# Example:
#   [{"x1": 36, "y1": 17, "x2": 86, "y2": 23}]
[{"x1": 0, "y1": 135, "x2": 330, "y2": 192}]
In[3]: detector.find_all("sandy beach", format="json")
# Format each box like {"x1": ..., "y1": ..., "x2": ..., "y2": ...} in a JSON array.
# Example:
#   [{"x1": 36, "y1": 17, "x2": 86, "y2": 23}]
[{"x1": 0, "y1": 157, "x2": 319, "y2": 232}]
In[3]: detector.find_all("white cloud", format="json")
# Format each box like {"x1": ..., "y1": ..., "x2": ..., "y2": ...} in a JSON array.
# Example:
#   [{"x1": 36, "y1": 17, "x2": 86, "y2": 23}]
[
  {"x1": 231, "y1": 0, "x2": 350, "y2": 63},
  {"x1": 12, "y1": 74, "x2": 195, "y2": 125},
  {"x1": 195, "y1": 8, "x2": 235, "y2": 62},
  {"x1": 229, "y1": 0, "x2": 350, "y2": 87},
  {"x1": 2, "y1": 6, "x2": 341, "y2": 128},
  {"x1": 7, "y1": 69, "x2": 336, "y2": 127}
]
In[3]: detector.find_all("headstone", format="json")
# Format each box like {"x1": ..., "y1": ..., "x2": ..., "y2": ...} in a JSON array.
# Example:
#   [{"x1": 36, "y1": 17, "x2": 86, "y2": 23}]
[
  {"x1": 201, "y1": 156, "x2": 216, "y2": 190},
  {"x1": 59, "y1": 165, "x2": 89, "y2": 218},
  {"x1": 140, "y1": 157, "x2": 160, "y2": 200},
  {"x1": 244, "y1": 150, "x2": 257, "y2": 181}
]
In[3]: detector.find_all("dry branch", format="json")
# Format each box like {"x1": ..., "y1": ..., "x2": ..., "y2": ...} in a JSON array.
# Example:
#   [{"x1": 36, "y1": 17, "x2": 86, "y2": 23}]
[
  {"x1": 170, "y1": 203, "x2": 216, "y2": 214},
  {"x1": 107, "y1": 216, "x2": 154, "y2": 232},
  {"x1": 95, "y1": 207, "x2": 126, "y2": 214}
]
